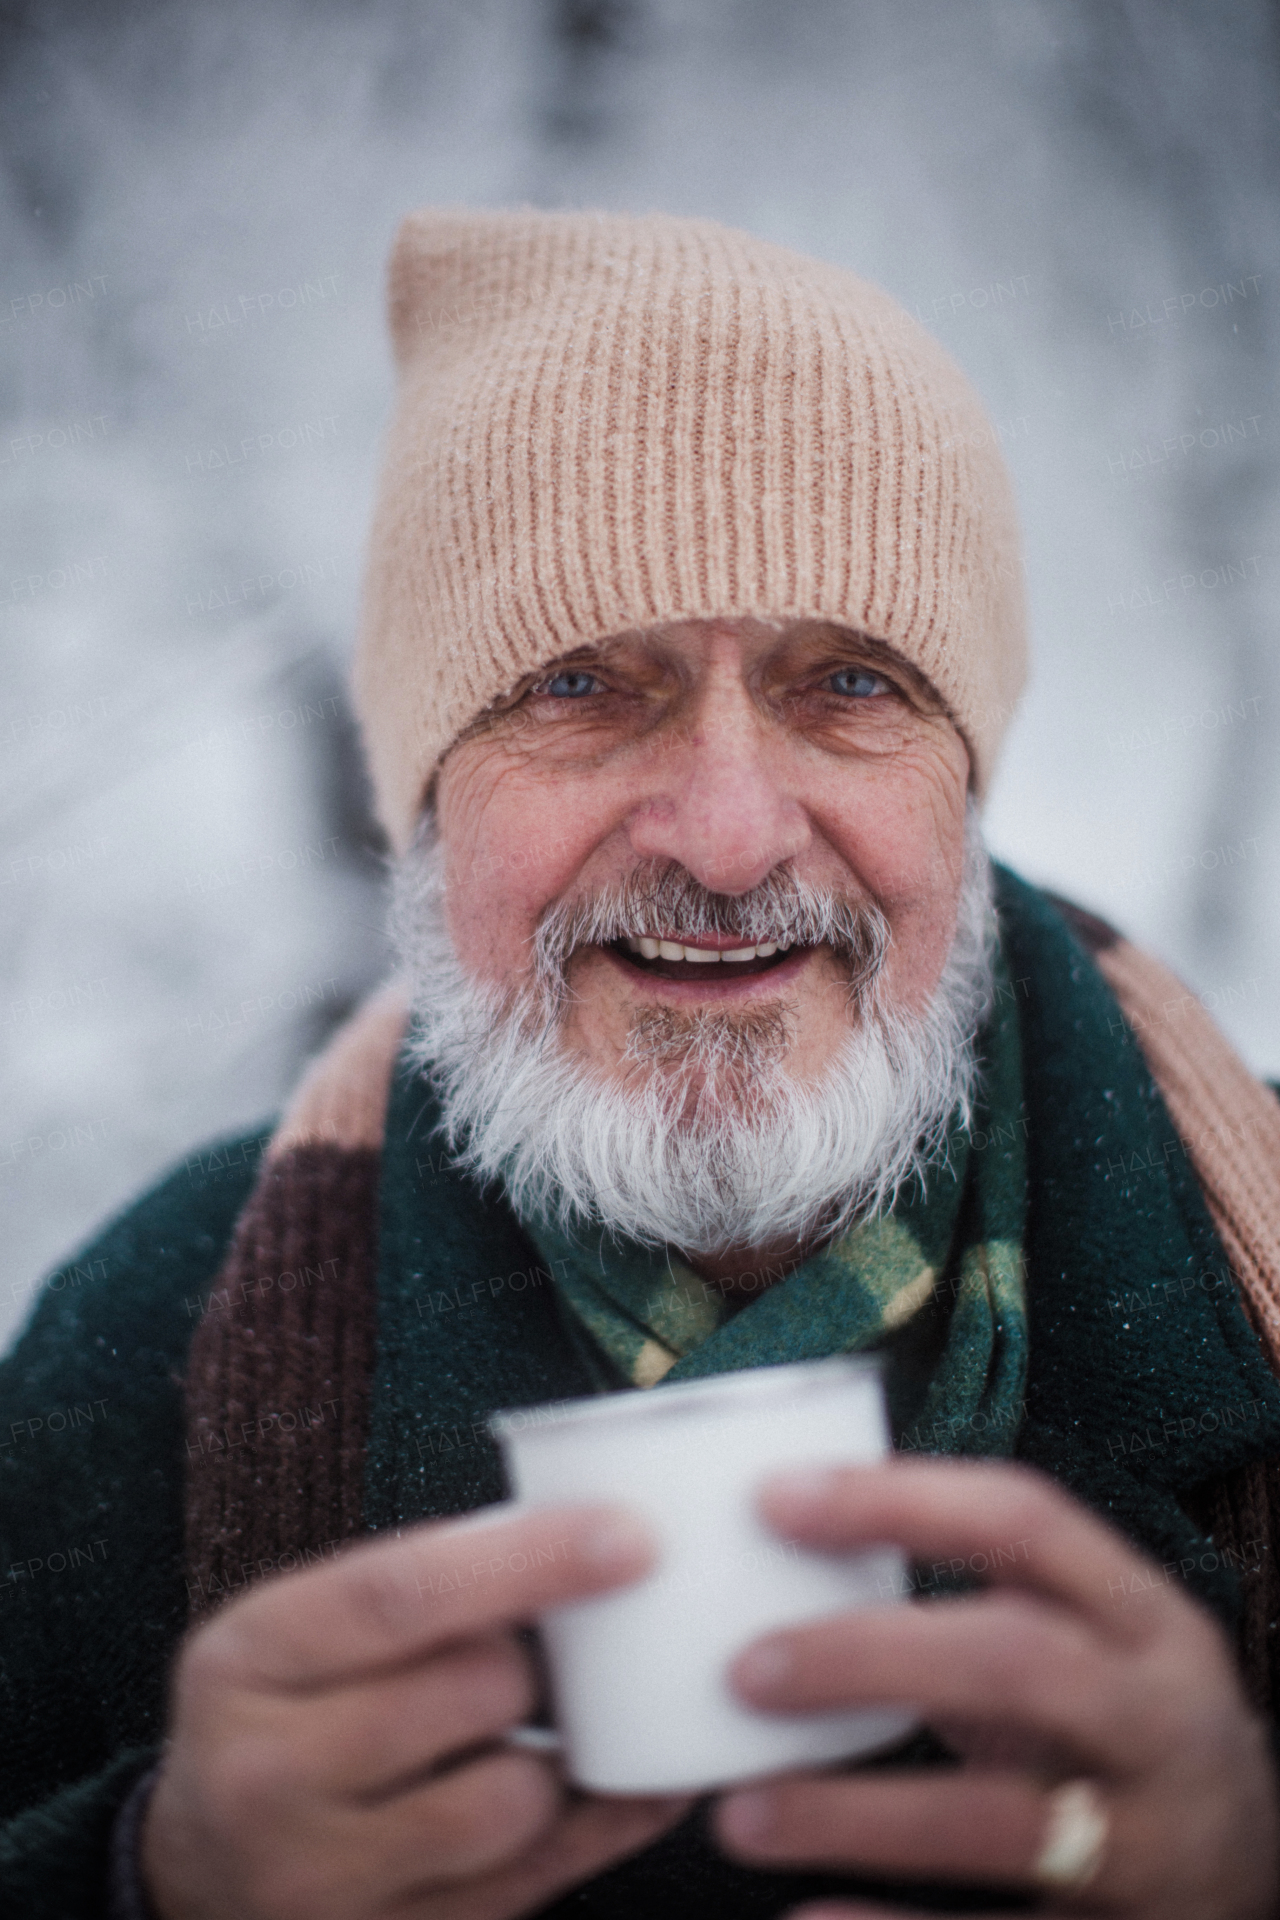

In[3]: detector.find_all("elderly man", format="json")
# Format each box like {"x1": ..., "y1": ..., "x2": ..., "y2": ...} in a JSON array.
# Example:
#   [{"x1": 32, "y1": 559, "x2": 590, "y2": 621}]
[{"x1": 4, "y1": 210, "x2": 1280, "y2": 1920}]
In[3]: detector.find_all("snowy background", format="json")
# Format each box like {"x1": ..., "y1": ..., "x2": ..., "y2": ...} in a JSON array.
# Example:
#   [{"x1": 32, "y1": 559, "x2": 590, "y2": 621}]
[{"x1": 2, "y1": 0, "x2": 1278, "y2": 1354}]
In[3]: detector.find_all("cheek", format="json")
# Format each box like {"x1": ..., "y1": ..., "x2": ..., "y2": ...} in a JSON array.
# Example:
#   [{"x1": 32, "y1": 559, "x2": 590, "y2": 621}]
[
  {"x1": 838, "y1": 777, "x2": 963, "y2": 895},
  {"x1": 824, "y1": 763, "x2": 968, "y2": 1000},
  {"x1": 437, "y1": 764, "x2": 604, "y2": 985}
]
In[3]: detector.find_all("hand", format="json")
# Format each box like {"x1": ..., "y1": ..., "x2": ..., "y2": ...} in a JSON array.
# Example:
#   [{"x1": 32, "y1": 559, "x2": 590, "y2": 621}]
[
  {"x1": 144, "y1": 1503, "x2": 688, "y2": 1920},
  {"x1": 712, "y1": 1459, "x2": 1279, "y2": 1919}
]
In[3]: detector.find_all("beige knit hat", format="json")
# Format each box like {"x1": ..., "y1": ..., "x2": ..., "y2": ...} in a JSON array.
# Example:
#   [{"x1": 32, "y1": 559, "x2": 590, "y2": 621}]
[{"x1": 354, "y1": 207, "x2": 1027, "y2": 853}]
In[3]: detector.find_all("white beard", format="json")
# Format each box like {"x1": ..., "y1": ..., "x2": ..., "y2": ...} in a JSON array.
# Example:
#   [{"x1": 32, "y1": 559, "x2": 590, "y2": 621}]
[{"x1": 390, "y1": 805, "x2": 996, "y2": 1257}]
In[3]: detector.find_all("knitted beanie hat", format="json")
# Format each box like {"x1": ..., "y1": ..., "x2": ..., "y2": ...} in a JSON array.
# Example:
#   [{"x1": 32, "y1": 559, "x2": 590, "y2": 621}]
[{"x1": 354, "y1": 207, "x2": 1027, "y2": 853}]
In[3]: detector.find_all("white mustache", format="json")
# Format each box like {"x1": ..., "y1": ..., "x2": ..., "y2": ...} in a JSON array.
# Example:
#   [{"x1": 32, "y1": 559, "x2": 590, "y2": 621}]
[{"x1": 533, "y1": 862, "x2": 890, "y2": 1005}]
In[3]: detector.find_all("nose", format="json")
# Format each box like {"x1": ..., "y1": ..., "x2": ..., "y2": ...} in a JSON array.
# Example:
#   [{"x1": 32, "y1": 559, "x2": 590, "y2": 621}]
[{"x1": 624, "y1": 686, "x2": 809, "y2": 894}]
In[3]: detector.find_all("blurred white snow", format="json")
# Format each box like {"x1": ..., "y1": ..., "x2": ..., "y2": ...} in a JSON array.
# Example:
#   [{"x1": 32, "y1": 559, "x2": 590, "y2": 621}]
[{"x1": 2, "y1": 0, "x2": 1277, "y2": 1351}]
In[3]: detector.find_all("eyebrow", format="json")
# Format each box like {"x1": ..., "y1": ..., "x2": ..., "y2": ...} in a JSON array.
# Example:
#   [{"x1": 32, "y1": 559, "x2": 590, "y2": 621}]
[
  {"x1": 780, "y1": 625, "x2": 950, "y2": 711},
  {"x1": 465, "y1": 621, "x2": 949, "y2": 726}
]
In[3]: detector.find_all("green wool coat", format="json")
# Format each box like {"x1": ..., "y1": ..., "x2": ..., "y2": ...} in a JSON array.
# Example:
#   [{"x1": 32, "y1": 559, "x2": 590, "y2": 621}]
[{"x1": 2, "y1": 870, "x2": 1280, "y2": 1916}]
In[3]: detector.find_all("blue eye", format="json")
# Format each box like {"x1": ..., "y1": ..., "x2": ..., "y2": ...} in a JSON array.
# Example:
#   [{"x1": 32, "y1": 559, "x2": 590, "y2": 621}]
[
  {"x1": 538, "y1": 669, "x2": 601, "y2": 698},
  {"x1": 827, "y1": 667, "x2": 885, "y2": 698}
]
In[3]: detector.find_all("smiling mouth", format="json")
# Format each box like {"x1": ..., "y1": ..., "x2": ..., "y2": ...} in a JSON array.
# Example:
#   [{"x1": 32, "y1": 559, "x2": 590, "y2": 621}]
[{"x1": 607, "y1": 935, "x2": 803, "y2": 983}]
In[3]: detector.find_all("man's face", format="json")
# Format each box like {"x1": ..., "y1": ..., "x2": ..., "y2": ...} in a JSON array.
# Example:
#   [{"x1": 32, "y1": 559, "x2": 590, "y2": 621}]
[{"x1": 434, "y1": 617, "x2": 971, "y2": 1096}]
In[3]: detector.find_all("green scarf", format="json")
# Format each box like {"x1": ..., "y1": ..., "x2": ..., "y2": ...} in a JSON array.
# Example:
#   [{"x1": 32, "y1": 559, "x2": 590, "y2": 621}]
[{"x1": 527, "y1": 949, "x2": 1030, "y2": 1458}]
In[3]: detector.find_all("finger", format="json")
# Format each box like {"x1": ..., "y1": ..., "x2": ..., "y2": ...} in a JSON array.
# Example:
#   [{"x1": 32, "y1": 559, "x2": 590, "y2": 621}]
[
  {"x1": 201, "y1": 1502, "x2": 653, "y2": 1689},
  {"x1": 187, "y1": 1750, "x2": 563, "y2": 1911},
  {"x1": 756, "y1": 1459, "x2": 1180, "y2": 1645},
  {"x1": 350, "y1": 1749, "x2": 562, "y2": 1890},
  {"x1": 731, "y1": 1591, "x2": 1147, "y2": 1769},
  {"x1": 715, "y1": 1769, "x2": 1087, "y2": 1885},
  {"x1": 425, "y1": 1789, "x2": 695, "y2": 1920},
  {"x1": 780, "y1": 1907, "x2": 1105, "y2": 1920},
  {"x1": 277, "y1": 1634, "x2": 538, "y2": 1798}
]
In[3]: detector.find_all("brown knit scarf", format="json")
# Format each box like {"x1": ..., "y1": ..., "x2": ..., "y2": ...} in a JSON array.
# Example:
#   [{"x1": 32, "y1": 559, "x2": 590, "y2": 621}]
[
  {"x1": 183, "y1": 926, "x2": 1280, "y2": 1712},
  {"x1": 183, "y1": 984, "x2": 406, "y2": 1610}
]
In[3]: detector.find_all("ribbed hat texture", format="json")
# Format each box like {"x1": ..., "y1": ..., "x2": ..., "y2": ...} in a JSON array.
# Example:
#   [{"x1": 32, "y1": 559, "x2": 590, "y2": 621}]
[{"x1": 354, "y1": 207, "x2": 1027, "y2": 852}]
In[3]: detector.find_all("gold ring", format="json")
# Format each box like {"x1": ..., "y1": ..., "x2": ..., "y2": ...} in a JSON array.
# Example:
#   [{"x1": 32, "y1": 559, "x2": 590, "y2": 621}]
[{"x1": 1034, "y1": 1779, "x2": 1109, "y2": 1890}]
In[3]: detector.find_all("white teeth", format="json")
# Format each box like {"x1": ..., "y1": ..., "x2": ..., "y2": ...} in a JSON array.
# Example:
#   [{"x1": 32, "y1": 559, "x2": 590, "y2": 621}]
[{"x1": 628, "y1": 935, "x2": 793, "y2": 964}]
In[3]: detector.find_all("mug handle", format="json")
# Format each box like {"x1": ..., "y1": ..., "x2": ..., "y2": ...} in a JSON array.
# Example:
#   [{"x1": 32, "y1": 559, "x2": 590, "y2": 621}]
[
  {"x1": 440, "y1": 1508, "x2": 563, "y2": 1757},
  {"x1": 505, "y1": 1724, "x2": 564, "y2": 1754}
]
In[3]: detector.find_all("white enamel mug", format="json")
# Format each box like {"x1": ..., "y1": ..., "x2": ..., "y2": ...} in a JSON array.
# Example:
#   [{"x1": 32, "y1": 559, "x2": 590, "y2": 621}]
[{"x1": 490, "y1": 1356, "x2": 917, "y2": 1795}]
